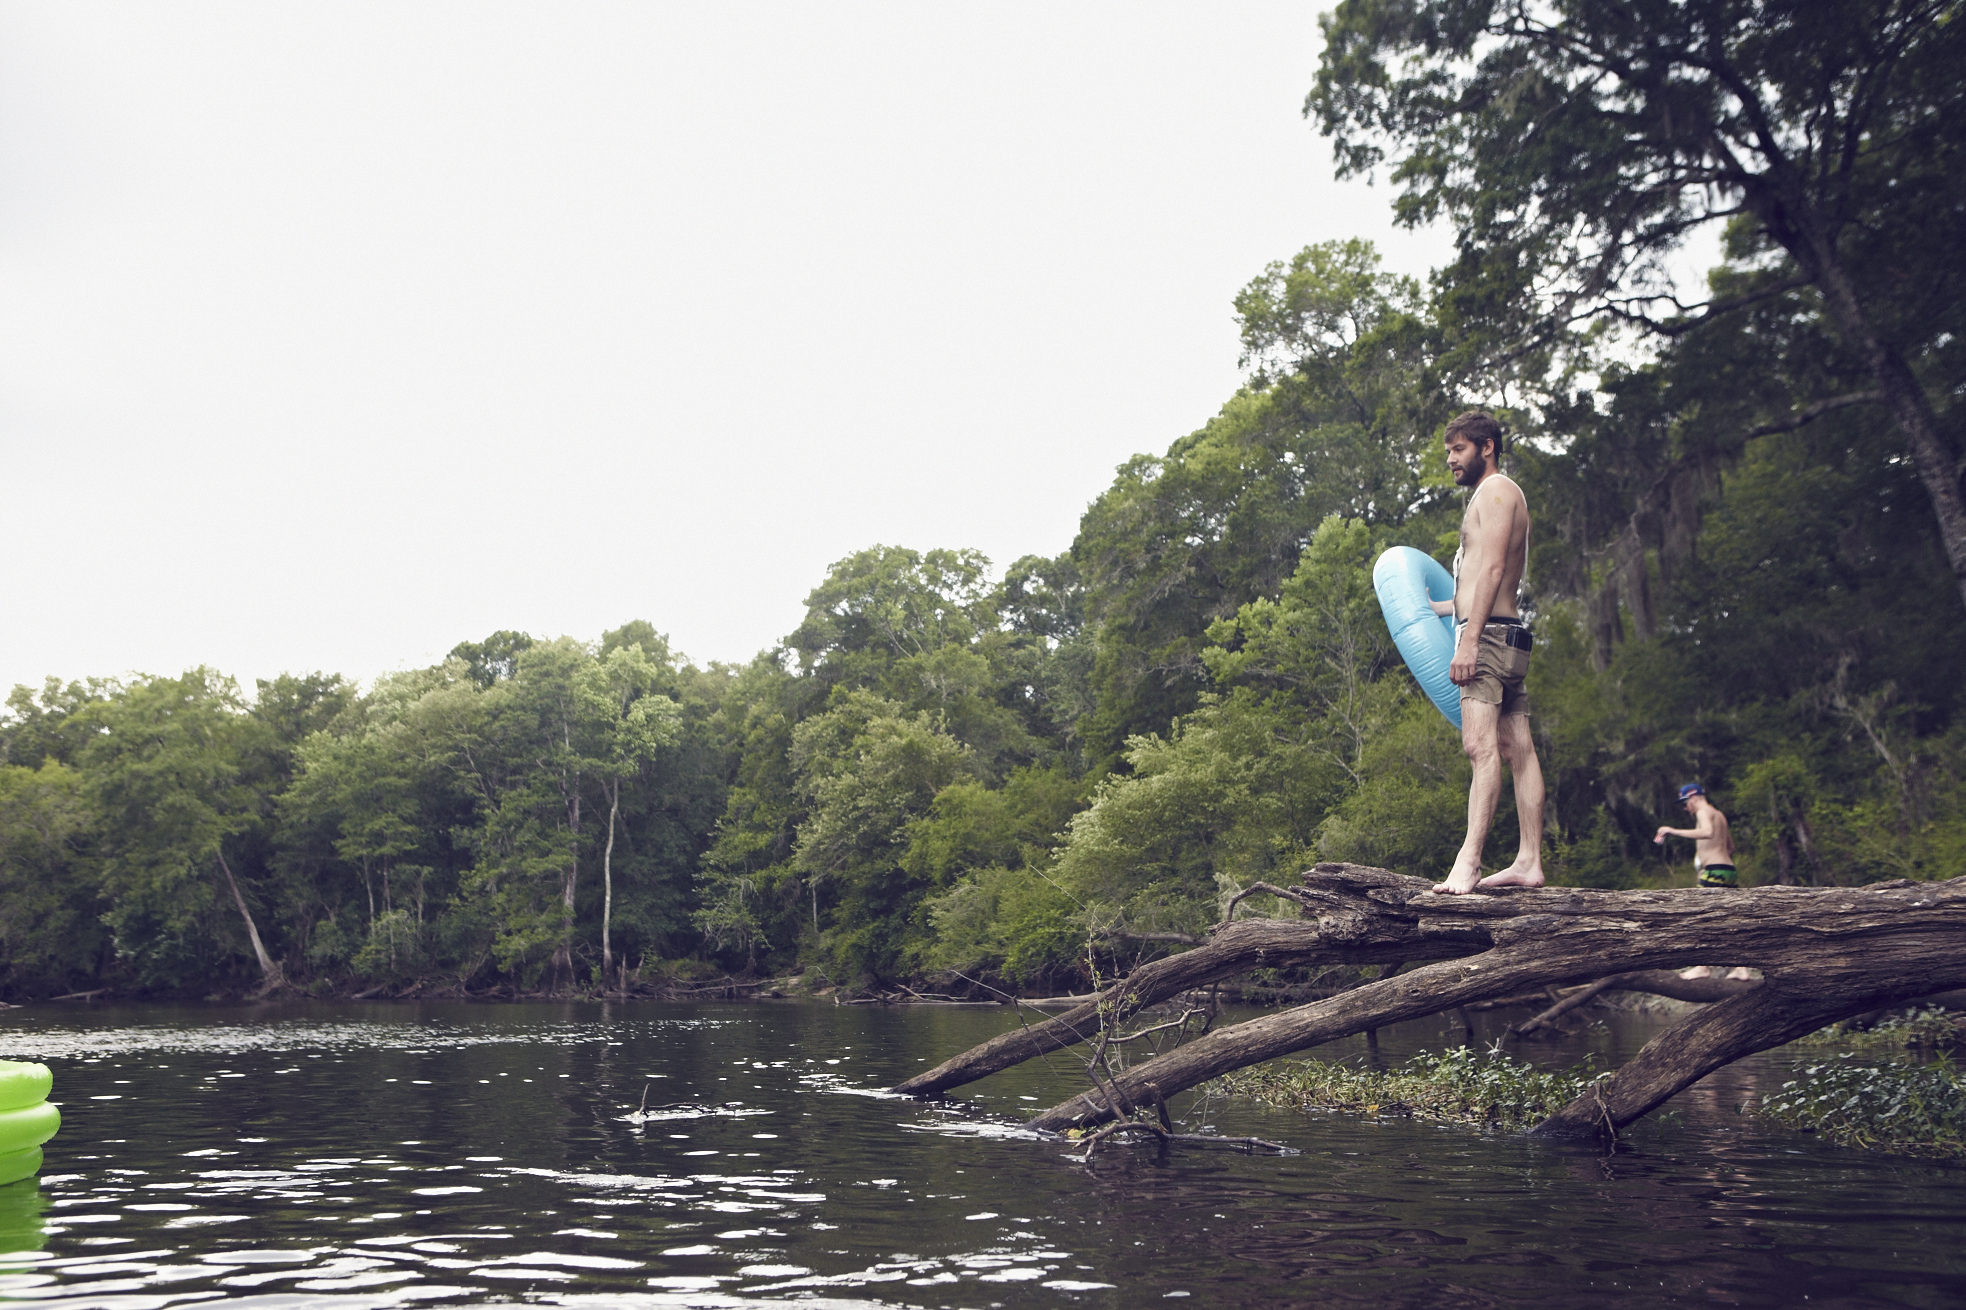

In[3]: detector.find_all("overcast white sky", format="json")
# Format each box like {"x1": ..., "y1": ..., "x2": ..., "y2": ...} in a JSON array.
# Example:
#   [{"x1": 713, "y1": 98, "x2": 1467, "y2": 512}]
[{"x1": 0, "y1": 2, "x2": 1454, "y2": 693}]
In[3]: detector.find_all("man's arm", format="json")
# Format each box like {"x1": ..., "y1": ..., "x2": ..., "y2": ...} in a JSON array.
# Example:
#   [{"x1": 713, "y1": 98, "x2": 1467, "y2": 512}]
[
  {"x1": 1428, "y1": 596, "x2": 1455, "y2": 616},
  {"x1": 1448, "y1": 489, "x2": 1513, "y2": 685},
  {"x1": 1653, "y1": 813, "x2": 1718, "y2": 844}
]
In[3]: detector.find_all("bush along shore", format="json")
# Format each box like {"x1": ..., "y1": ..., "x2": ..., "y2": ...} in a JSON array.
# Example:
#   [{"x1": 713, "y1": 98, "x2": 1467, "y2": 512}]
[
  {"x1": 1748, "y1": 1009, "x2": 1966, "y2": 1159},
  {"x1": 1755, "y1": 1052, "x2": 1966, "y2": 1160},
  {"x1": 1793, "y1": 1006, "x2": 1966, "y2": 1054}
]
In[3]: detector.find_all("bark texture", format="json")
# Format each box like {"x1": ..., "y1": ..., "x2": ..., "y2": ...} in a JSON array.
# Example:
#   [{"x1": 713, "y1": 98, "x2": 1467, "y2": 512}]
[
  {"x1": 1510, "y1": 969, "x2": 1759, "y2": 1038},
  {"x1": 893, "y1": 864, "x2": 1966, "y2": 1141},
  {"x1": 215, "y1": 850, "x2": 285, "y2": 992},
  {"x1": 895, "y1": 866, "x2": 1489, "y2": 1097}
]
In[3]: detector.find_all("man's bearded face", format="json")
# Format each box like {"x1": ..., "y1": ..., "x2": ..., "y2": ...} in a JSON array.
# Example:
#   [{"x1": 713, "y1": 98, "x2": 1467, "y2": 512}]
[{"x1": 1444, "y1": 432, "x2": 1488, "y2": 486}]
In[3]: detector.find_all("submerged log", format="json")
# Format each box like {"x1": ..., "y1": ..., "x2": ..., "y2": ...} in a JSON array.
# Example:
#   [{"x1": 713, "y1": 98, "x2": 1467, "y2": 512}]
[
  {"x1": 1509, "y1": 969, "x2": 1761, "y2": 1037},
  {"x1": 893, "y1": 864, "x2": 1966, "y2": 1142}
]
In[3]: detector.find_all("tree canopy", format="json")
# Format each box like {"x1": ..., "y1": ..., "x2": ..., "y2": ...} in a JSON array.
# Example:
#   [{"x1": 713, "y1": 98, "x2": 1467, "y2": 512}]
[{"x1": 1313, "y1": 0, "x2": 1966, "y2": 608}]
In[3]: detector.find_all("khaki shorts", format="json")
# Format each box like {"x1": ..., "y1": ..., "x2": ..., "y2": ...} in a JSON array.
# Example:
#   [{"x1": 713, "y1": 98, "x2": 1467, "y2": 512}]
[{"x1": 1460, "y1": 622, "x2": 1532, "y2": 717}]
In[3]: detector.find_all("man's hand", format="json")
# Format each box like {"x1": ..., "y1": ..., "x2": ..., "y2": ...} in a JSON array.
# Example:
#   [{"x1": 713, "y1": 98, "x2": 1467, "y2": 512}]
[
  {"x1": 1449, "y1": 640, "x2": 1478, "y2": 686},
  {"x1": 1653, "y1": 827, "x2": 1670, "y2": 845}
]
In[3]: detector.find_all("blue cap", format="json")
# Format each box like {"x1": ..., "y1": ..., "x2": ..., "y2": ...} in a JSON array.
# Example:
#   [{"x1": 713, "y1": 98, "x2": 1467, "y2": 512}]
[{"x1": 1677, "y1": 782, "x2": 1706, "y2": 802}]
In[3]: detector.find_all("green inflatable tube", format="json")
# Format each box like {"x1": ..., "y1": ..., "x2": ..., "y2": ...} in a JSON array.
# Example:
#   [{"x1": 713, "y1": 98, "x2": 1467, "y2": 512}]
[
  {"x1": 0, "y1": 1065, "x2": 50, "y2": 1115},
  {"x1": 0, "y1": 1064, "x2": 57, "y2": 1185},
  {"x1": 0, "y1": 1105, "x2": 58, "y2": 1158},
  {"x1": 0, "y1": 1148, "x2": 40, "y2": 1190}
]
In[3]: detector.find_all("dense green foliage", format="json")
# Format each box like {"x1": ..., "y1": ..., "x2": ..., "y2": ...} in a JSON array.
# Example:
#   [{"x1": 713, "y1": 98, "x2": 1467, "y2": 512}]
[
  {"x1": 1216, "y1": 1047, "x2": 1607, "y2": 1130},
  {"x1": 0, "y1": 227, "x2": 1958, "y2": 998},
  {"x1": 1758, "y1": 1051, "x2": 1966, "y2": 1158},
  {"x1": 1313, "y1": 0, "x2": 1966, "y2": 609},
  {"x1": 1, "y1": 6, "x2": 1960, "y2": 999},
  {"x1": 1796, "y1": 1006, "x2": 1966, "y2": 1053}
]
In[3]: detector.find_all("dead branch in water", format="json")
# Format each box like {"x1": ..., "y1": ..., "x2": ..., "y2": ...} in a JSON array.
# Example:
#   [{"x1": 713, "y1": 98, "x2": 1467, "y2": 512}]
[{"x1": 1066, "y1": 1119, "x2": 1296, "y2": 1160}]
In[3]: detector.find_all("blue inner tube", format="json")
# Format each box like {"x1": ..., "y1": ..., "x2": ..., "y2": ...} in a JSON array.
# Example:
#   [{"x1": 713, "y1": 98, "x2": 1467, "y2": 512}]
[{"x1": 1373, "y1": 546, "x2": 1462, "y2": 730}]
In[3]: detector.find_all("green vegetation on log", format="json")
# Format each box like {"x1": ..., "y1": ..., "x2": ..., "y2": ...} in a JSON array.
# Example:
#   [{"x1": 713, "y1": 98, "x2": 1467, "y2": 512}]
[
  {"x1": 0, "y1": 5, "x2": 1961, "y2": 1000},
  {"x1": 1215, "y1": 1048, "x2": 1606, "y2": 1130},
  {"x1": 1222, "y1": 1024, "x2": 1966, "y2": 1158}
]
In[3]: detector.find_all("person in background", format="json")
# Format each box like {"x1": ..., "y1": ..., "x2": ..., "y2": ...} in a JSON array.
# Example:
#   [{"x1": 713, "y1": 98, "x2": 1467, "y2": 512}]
[{"x1": 1655, "y1": 782, "x2": 1737, "y2": 887}]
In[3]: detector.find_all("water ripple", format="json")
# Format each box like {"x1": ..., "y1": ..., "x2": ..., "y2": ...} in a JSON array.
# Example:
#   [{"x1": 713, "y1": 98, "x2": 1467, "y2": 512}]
[{"x1": 0, "y1": 999, "x2": 1958, "y2": 1308}]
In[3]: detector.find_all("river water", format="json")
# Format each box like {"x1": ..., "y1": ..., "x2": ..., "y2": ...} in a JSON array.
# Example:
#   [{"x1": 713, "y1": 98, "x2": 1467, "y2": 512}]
[{"x1": 0, "y1": 1000, "x2": 1958, "y2": 1309}]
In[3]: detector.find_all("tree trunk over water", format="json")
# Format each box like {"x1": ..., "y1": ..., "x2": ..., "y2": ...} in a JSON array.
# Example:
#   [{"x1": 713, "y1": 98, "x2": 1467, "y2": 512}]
[
  {"x1": 215, "y1": 849, "x2": 285, "y2": 993},
  {"x1": 1509, "y1": 969, "x2": 1760, "y2": 1038},
  {"x1": 895, "y1": 865, "x2": 1966, "y2": 1143}
]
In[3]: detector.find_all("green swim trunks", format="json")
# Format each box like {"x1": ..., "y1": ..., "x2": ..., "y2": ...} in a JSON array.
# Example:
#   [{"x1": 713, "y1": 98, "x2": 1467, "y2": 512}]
[{"x1": 1697, "y1": 863, "x2": 1739, "y2": 889}]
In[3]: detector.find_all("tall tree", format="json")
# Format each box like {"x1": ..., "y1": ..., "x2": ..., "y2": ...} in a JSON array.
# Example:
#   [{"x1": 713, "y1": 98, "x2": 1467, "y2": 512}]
[
  {"x1": 577, "y1": 644, "x2": 681, "y2": 989},
  {"x1": 790, "y1": 691, "x2": 975, "y2": 982},
  {"x1": 694, "y1": 655, "x2": 805, "y2": 969},
  {"x1": 1070, "y1": 240, "x2": 1447, "y2": 763},
  {"x1": 79, "y1": 670, "x2": 286, "y2": 991},
  {"x1": 1, "y1": 677, "x2": 119, "y2": 770},
  {"x1": 0, "y1": 761, "x2": 102, "y2": 997},
  {"x1": 284, "y1": 724, "x2": 424, "y2": 934},
  {"x1": 449, "y1": 631, "x2": 536, "y2": 688},
  {"x1": 449, "y1": 638, "x2": 595, "y2": 991},
  {"x1": 1313, "y1": 0, "x2": 1966, "y2": 608}
]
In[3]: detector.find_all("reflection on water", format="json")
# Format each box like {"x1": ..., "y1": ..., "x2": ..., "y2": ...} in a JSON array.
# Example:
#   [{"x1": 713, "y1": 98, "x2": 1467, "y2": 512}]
[
  {"x1": 0, "y1": 1178, "x2": 44, "y2": 1254},
  {"x1": 0, "y1": 1000, "x2": 1957, "y2": 1308}
]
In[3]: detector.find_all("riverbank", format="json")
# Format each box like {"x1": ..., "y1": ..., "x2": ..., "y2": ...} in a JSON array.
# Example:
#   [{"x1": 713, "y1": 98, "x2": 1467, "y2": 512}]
[{"x1": 11, "y1": 971, "x2": 1369, "y2": 1009}]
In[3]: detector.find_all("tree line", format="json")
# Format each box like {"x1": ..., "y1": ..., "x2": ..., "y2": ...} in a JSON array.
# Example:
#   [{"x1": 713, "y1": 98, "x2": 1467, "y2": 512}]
[{"x1": 0, "y1": 0, "x2": 1958, "y2": 998}]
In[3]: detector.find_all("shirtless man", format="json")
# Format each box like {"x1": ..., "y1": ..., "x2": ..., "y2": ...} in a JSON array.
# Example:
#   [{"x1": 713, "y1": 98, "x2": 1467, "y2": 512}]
[
  {"x1": 1429, "y1": 410, "x2": 1546, "y2": 895},
  {"x1": 1654, "y1": 783, "x2": 1738, "y2": 887}
]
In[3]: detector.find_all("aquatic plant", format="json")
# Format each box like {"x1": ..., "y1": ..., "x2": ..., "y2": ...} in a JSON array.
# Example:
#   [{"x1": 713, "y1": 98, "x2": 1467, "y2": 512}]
[
  {"x1": 1755, "y1": 1052, "x2": 1966, "y2": 1159},
  {"x1": 1794, "y1": 1006, "x2": 1964, "y2": 1053},
  {"x1": 1214, "y1": 1046, "x2": 1604, "y2": 1130}
]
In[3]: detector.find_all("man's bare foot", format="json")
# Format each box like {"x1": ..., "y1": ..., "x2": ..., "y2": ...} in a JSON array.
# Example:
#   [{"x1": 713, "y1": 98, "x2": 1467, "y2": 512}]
[
  {"x1": 1431, "y1": 857, "x2": 1484, "y2": 895},
  {"x1": 1477, "y1": 863, "x2": 1544, "y2": 889}
]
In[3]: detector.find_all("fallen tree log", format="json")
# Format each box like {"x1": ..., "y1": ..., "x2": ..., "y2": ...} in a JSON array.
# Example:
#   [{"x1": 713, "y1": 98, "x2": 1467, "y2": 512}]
[
  {"x1": 1532, "y1": 955, "x2": 1954, "y2": 1138},
  {"x1": 895, "y1": 866, "x2": 1489, "y2": 1097},
  {"x1": 893, "y1": 864, "x2": 1966, "y2": 1143},
  {"x1": 1510, "y1": 969, "x2": 1761, "y2": 1038}
]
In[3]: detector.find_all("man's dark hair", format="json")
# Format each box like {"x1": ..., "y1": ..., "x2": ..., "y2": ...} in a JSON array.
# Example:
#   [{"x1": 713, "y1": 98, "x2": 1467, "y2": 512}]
[{"x1": 1444, "y1": 409, "x2": 1507, "y2": 462}]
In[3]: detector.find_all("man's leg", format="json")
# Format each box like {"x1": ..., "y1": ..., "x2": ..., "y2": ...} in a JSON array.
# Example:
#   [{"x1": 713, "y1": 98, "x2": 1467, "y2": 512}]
[
  {"x1": 1434, "y1": 699, "x2": 1502, "y2": 895},
  {"x1": 1479, "y1": 711, "x2": 1545, "y2": 888}
]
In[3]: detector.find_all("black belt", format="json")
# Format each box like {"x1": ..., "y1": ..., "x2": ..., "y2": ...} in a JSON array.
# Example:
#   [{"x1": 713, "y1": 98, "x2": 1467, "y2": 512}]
[
  {"x1": 1460, "y1": 618, "x2": 1534, "y2": 651},
  {"x1": 1484, "y1": 619, "x2": 1532, "y2": 652}
]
